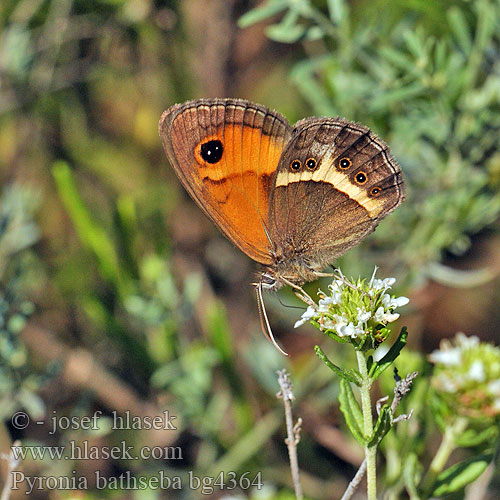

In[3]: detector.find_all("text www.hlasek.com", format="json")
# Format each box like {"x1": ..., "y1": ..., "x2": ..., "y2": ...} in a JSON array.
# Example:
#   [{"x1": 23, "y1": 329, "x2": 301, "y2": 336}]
[{"x1": 10, "y1": 441, "x2": 183, "y2": 461}]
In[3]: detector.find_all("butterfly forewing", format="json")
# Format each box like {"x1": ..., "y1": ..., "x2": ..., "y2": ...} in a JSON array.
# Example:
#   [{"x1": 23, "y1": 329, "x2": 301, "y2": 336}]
[{"x1": 159, "y1": 99, "x2": 292, "y2": 264}]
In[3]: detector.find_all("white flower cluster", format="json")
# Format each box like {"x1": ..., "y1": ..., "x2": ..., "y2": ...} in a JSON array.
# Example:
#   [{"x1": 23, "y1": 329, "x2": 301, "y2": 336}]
[
  {"x1": 429, "y1": 333, "x2": 500, "y2": 415},
  {"x1": 294, "y1": 268, "x2": 409, "y2": 341}
]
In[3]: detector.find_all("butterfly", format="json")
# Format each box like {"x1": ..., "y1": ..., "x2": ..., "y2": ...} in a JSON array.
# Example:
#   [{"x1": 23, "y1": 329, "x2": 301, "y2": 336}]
[{"x1": 159, "y1": 99, "x2": 404, "y2": 354}]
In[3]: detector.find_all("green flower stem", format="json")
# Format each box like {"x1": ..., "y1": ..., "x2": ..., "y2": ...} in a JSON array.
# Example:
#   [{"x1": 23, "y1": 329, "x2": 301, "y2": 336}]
[
  {"x1": 420, "y1": 416, "x2": 468, "y2": 497},
  {"x1": 356, "y1": 350, "x2": 377, "y2": 500}
]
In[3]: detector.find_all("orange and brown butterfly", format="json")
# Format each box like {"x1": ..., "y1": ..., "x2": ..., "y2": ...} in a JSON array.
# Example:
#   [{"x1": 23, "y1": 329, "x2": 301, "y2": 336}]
[{"x1": 159, "y1": 98, "x2": 404, "y2": 354}]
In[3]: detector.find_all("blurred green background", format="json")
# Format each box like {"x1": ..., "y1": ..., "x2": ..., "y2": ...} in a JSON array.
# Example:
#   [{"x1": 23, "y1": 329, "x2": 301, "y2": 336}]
[{"x1": 1, "y1": 0, "x2": 500, "y2": 498}]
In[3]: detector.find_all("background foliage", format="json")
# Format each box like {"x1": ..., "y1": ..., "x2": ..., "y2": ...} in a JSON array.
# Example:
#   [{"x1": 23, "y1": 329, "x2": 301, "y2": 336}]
[{"x1": 0, "y1": 0, "x2": 499, "y2": 498}]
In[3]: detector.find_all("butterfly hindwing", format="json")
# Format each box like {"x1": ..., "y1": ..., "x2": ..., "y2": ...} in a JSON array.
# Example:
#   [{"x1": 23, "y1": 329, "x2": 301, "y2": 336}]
[{"x1": 268, "y1": 118, "x2": 404, "y2": 270}]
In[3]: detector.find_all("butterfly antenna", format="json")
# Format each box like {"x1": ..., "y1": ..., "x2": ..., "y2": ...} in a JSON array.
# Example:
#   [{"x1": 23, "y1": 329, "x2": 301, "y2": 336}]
[{"x1": 256, "y1": 282, "x2": 289, "y2": 357}]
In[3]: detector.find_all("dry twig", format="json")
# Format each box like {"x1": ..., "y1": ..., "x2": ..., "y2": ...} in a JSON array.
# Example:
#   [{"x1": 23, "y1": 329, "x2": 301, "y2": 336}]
[
  {"x1": 0, "y1": 440, "x2": 21, "y2": 500},
  {"x1": 277, "y1": 369, "x2": 303, "y2": 500}
]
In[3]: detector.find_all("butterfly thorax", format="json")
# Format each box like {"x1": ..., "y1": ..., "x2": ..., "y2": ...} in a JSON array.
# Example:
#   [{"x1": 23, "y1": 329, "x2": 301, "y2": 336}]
[{"x1": 259, "y1": 247, "x2": 328, "y2": 291}]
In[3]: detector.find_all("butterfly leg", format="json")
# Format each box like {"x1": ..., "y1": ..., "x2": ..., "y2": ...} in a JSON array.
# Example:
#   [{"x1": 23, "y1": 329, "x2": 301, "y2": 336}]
[{"x1": 280, "y1": 276, "x2": 316, "y2": 307}]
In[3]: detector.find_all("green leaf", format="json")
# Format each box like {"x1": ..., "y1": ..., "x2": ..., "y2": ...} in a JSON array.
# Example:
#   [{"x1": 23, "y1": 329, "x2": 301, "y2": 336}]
[
  {"x1": 447, "y1": 7, "x2": 472, "y2": 53},
  {"x1": 266, "y1": 23, "x2": 306, "y2": 43},
  {"x1": 266, "y1": 10, "x2": 306, "y2": 43},
  {"x1": 429, "y1": 391, "x2": 450, "y2": 432},
  {"x1": 369, "y1": 327, "x2": 408, "y2": 380},
  {"x1": 369, "y1": 83, "x2": 425, "y2": 111},
  {"x1": 327, "y1": 0, "x2": 347, "y2": 24},
  {"x1": 432, "y1": 453, "x2": 493, "y2": 496},
  {"x1": 366, "y1": 355, "x2": 374, "y2": 373},
  {"x1": 403, "y1": 452, "x2": 422, "y2": 498},
  {"x1": 455, "y1": 426, "x2": 498, "y2": 448},
  {"x1": 238, "y1": 0, "x2": 289, "y2": 28},
  {"x1": 52, "y1": 161, "x2": 132, "y2": 297},
  {"x1": 208, "y1": 410, "x2": 282, "y2": 475},
  {"x1": 339, "y1": 379, "x2": 365, "y2": 445},
  {"x1": 290, "y1": 56, "x2": 338, "y2": 116},
  {"x1": 314, "y1": 346, "x2": 361, "y2": 385},
  {"x1": 367, "y1": 405, "x2": 392, "y2": 447}
]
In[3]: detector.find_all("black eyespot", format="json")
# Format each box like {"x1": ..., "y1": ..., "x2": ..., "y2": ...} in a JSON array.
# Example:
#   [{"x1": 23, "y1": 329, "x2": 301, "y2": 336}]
[
  {"x1": 305, "y1": 158, "x2": 317, "y2": 170},
  {"x1": 200, "y1": 140, "x2": 223, "y2": 164},
  {"x1": 290, "y1": 160, "x2": 301, "y2": 171},
  {"x1": 355, "y1": 172, "x2": 367, "y2": 184},
  {"x1": 370, "y1": 186, "x2": 381, "y2": 196},
  {"x1": 339, "y1": 157, "x2": 351, "y2": 169}
]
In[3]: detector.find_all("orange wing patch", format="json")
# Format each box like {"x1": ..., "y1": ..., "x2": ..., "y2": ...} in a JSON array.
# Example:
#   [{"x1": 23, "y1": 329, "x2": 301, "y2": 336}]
[{"x1": 161, "y1": 100, "x2": 291, "y2": 265}]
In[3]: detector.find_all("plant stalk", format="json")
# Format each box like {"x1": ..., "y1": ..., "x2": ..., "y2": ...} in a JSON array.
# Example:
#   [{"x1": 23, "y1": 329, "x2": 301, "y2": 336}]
[
  {"x1": 356, "y1": 350, "x2": 377, "y2": 500},
  {"x1": 420, "y1": 416, "x2": 468, "y2": 497}
]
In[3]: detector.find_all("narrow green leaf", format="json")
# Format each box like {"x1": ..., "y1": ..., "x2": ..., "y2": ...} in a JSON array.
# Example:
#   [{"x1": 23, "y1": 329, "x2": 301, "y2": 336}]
[
  {"x1": 266, "y1": 23, "x2": 306, "y2": 43},
  {"x1": 447, "y1": 7, "x2": 472, "y2": 53},
  {"x1": 403, "y1": 452, "x2": 422, "y2": 498},
  {"x1": 380, "y1": 47, "x2": 416, "y2": 73},
  {"x1": 369, "y1": 327, "x2": 408, "y2": 380},
  {"x1": 369, "y1": 83, "x2": 425, "y2": 111},
  {"x1": 455, "y1": 426, "x2": 498, "y2": 448},
  {"x1": 290, "y1": 56, "x2": 338, "y2": 116},
  {"x1": 305, "y1": 26, "x2": 324, "y2": 41},
  {"x1": 83, "y1": 296, "x2": 155, "y2": 377},
  {"x1": 208, "y1": 410, "x2": 282, "y2": 475},
  {"x1": 52, "y1": 161, "x2": 131, "y2": 296},
  {"x1": 339, "y1": 379, "x2": 365, "y2": 445},
  {"x1": 366, "y1": 355, "x2": 374, "y2": 373},
  {"x1": 367, "y1": 405, "x2": 392, "y2": 447},
  {"x1": 238, "y1": 0, "x2": 289, "y2": 28},
  {"x1": 266, "y1": 10, "x2": 305, "y2": 43},
  {"x1": 314, "y1": 346, "x2": 361, "y2": 385},
  {"x1": 432, "y1": 453, "x2": 493, "y2": 496},
  {"x1": 327, "y1": 0, "x2": 347, "y2": 24}
]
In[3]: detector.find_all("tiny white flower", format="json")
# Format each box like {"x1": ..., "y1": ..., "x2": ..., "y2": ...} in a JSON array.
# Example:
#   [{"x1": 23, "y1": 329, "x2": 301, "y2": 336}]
[
  {"x1": 374, "y1": 307, "x2": 386, "y2": 323},
  {"x1": 357, "y1": 307, "x2": 371, "y2": 323},
  {"x1": 381, "y1": 294, "x2": 409, "y2": 309},
  {"x1": 384, "y1": 312, "x2": 400, "y2": 322},
  {"x1": 372, "y1": 277, "x2": 396, "y2": 291},
  {"x1": 328, "y1": 280, "x2": 344, "y2": 295},
  {"x1": 392, "y1": 296, "x2": 410, "y2": 307},
  {"x1": 467, "y1": 360, "x2": 486, "y2": 382},
  {"x1": 294, "y1": 306, "x2": 316, "y2": 328},
  {"x1": 322, "y1": 317, "x2": 336, "y2": 330},
  {"x1": 381, "y1": 294, "x2": 391, "y2": 308},
  {"x1": 487, "y1": 379, "x2": 500, "y2": 396},
  {"x1": 338, "y1": 322, "x2": 363, "y2": 338},
  {"x1": 455, "y1": 332, "x2": 480, "y2": 348},
  {"x1": 428, "y1": 347, "x2": 461, "y2": 366},
  {"x1": 487, "y1": 381, "x2": 500, "y2": 412},
  {"x1": 373, "y1": 307, "x2": 399, "y2": 323},
  {"x1": 331, "y1": 314, "x2": 348, "y2": 334},
  {"x1": 436, "y1": 375, "x2": 459, "y2": 393},
  {"x1": 318, "y1": 294, "x2": 341, "y2": 312}
]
